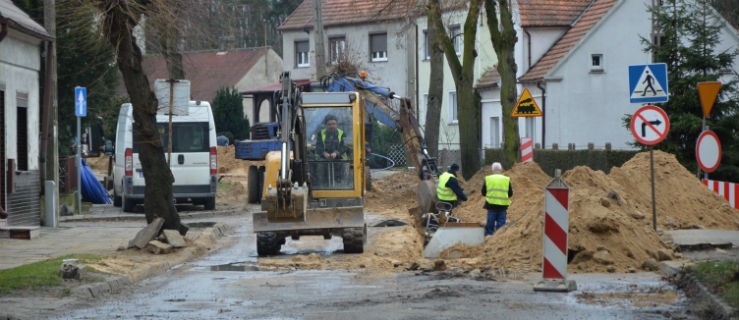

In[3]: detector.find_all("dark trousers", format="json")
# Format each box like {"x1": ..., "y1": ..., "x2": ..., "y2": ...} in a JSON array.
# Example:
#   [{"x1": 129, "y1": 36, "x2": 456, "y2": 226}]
[{"x1": 485, "y1": 208, "x2": 507, "y2": 236}]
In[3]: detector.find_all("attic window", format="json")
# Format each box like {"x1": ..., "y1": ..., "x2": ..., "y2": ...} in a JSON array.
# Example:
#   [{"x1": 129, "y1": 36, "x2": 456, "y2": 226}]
[
  {"x1": 590, "y1": 54, "x2": 604, "y2": 72},
  {"x1": 370, "y1": 33, "x2": 387, "y2": 62},
  {"x1": 296, "y1": 40, "x2": 310, "y2": 68}
]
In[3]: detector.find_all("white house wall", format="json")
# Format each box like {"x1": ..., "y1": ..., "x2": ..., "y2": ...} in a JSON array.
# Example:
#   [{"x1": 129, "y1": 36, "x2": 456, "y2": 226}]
[
  {"x1": 522, "y1": 27, "x2": 568, "y2": 72},
  {"x1": 416, "y1": 8, "x2": 497, "y2": 151},
  {"x1": 282, "y1": 22, "x2": 412, "y2": 98},
  {"x1": 0, "y1": 32, "x2": 42, "y2": 171},
  {"x1": 544, "y1": 0, "x2": 651, "y2": 150},
  {"x1": 239, "y1": 50, "x2": 283, "y2": 127}
]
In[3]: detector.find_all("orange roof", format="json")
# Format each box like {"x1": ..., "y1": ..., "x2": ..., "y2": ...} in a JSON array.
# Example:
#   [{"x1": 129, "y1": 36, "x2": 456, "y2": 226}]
[
  {"x1": 140, "y1": 48, "x2": 271, "y2": 101},
  {"x1": 475, "y1": 66, "x2": 500, "y2": 89},
  {"x1": 520, "y1": 0, "x2": 617, "y2": 83},
  {"x1": 279, "y1": 0, "x2": 419, "y2": 30},
  {"x1": 518, "y1": 0, "x2": 593, "y2": 27}
]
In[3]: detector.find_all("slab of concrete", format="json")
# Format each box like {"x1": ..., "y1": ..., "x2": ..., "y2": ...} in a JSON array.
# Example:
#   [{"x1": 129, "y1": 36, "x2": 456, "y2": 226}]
[
  {"x1": 423, "y1": 223, "x2": 484, "y2": 258},
  {"x1": 663, "y1": 230, "x2": 739, "y2": 251}
]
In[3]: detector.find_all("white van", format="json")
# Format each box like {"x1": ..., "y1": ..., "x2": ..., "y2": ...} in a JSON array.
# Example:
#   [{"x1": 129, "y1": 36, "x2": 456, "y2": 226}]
[{"x1": 113, "y1": 101, "x2": 218, "y2": 212}]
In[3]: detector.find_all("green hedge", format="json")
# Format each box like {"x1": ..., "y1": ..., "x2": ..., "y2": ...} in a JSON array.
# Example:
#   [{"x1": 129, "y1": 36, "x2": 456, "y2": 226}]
[{"x1": 484, "y1": 148, "x2": 638, "y2": 175}]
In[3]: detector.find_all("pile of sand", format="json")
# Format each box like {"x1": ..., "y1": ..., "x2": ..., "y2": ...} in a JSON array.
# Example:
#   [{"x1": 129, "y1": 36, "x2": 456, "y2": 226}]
[{"x1": 183, "y1": 146, "x2": 739, "y2": 273}]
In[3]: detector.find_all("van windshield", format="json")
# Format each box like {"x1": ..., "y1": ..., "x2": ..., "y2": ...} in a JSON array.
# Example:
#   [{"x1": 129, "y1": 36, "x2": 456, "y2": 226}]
[{"x1": 133, "y1": 122, "x2": 209, "y2": 153}]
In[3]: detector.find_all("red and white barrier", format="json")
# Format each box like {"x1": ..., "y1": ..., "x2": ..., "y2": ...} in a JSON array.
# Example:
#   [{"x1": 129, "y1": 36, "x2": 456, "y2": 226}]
[
  {"x1": 543, "y1": 185, "x2": 569, "y2": 279},
  {"x1": 521, "y1": 137, "x2": 533, "y2": 163},
  {"x1": 702, "y1": 179, "x2": 738, "y2": 209},
  {"x1": 535, "y1": 173, "x2": 576, "y2": 292}
]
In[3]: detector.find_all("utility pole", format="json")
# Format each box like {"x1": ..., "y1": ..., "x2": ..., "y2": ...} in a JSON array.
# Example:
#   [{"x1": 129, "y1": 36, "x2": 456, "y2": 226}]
[
  {"x1": 312, "y1": 0, "x2": 326, "y2": 80},
  {"x1": 44, "y1": 0, "x2": 59, "y2": 226}
]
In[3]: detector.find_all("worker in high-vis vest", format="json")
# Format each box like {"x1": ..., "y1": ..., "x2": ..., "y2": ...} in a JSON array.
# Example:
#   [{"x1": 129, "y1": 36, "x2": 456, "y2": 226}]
[
  {"x1": 481, "y1": 162, "x2": 513, "y2": 236},
  {"x1": 316, "y1": 114, "x2": 346, "y2": 160},
  {"x1": 436, "y1": 163, "x2": 468, "y2": 208}
]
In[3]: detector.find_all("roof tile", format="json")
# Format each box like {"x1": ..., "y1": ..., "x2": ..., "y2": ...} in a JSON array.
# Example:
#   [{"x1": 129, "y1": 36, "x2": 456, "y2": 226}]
[
  {"x1": 279, "y1": 0, "x2": 419, "y2": 30},
  {"x1": 140, "y1": 48, "x2": 270, "y2": 101},
  {"x1": 518, "y1": 0, "x2": 592, "y2": 27},
  {"x1": 520, "y1": 0, "x2": 617, "y2": 82}
]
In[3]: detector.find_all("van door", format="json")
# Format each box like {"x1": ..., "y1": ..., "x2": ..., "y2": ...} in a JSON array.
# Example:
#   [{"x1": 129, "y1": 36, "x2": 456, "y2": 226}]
[{"x1": 167, "y1": 122, "x2": 211, "y2": 186}]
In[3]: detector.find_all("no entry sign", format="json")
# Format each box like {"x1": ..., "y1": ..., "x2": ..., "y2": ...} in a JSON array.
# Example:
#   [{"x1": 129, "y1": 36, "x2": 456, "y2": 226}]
[
  {"x1": 696, "y1": 130, "x2": 722, "y2": 173},
  {"x1": 630, "y1": 105, "x2": 670, "y2": 146}
]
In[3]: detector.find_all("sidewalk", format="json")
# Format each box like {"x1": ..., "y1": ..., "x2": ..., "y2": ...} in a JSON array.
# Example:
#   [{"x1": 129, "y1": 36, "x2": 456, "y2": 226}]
[{"x1": 0, "y1": 204, "x2": 246, "y2": 271}]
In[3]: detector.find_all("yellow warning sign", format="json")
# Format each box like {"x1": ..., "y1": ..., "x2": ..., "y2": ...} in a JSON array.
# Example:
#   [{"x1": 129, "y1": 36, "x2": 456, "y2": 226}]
[
  {"x1": 697, "y1": 81, "x2": 721, "y2": 118},
  {"x1": 512, "y1": 88, "x2": 542, "y2": 117}
]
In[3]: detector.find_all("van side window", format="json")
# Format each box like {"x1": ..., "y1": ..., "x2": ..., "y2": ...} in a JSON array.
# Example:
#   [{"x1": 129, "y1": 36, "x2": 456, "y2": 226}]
[{"x1": 133, "y1": 122, "x2": 209, "y2": 153}]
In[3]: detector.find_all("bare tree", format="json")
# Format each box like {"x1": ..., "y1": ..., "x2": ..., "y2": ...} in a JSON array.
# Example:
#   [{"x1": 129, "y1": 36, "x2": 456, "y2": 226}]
[
  {"x1": 94, "y1": 0, "x2": 188, "y2": 234},
  {"x1": 424, "y1": 1, "x2": 444, "y2": 159},
  {"x1": 427, "y1": 0, "x2": 483, "y2": 179},
  {"x1": 485, "y1": 0, "x2": 519, "y2": 167}
]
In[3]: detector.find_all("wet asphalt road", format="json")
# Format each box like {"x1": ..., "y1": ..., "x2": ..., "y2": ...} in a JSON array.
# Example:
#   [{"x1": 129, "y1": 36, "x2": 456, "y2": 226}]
[{"x1": 51, "y1": 214, "x2": 695, "y2": 320}]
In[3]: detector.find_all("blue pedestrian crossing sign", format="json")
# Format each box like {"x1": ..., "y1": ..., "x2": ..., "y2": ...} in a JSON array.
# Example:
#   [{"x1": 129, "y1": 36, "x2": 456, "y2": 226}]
[
  {"x1": 629, "y1": 63, "x2": 668, "y2": 103},
  {"x1": 75, "y1": 86, "x2": 87, "y2": 117}
]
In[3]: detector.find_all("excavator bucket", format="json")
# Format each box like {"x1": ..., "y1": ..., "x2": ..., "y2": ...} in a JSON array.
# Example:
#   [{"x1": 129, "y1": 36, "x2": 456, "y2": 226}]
[
  {"x1": 423, "y1": 222, "x2": 485, "y2": 258},
  {"x1": 416, "y1": 180, "x2": 436, "y2": 219}
]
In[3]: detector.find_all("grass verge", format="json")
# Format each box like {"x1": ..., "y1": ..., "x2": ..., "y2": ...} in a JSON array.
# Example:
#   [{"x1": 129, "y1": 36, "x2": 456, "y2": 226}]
[
  {"x1": 0, "y1": 254, "x2": 102, "y2": 295},
  {"x1": 689, "y1": 260, "x2": 739, "y2": 309}
]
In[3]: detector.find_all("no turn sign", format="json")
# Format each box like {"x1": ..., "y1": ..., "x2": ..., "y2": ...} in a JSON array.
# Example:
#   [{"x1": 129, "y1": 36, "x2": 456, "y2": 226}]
[
  {"x1": 696, "y1": 130, "x2": 722, "y2": 173},
  {"x1": 630, "y1": 105, "x2": 670, "y2": 145}
]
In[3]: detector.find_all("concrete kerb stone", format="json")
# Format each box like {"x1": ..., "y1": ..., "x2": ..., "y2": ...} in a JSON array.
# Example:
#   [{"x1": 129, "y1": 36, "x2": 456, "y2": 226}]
[
  {"x1": 70, "y1": 222, "x2": 230, "y2": 300},
  {"x1": 659, "y1": 260, "x2": 738, "y2": 320}
]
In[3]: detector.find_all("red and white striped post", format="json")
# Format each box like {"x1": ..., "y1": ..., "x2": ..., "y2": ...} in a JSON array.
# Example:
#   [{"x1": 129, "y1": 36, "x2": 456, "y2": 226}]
[
  {"x1": 534, "y1": 169, "x2": 577, "y2": 292},
  {"x1": 521, "y1": 137, "x2": 534, "y2": 163}
]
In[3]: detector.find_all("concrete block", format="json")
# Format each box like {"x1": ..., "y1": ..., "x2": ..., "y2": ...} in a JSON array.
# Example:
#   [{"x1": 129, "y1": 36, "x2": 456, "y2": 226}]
[
  {"x1": 163, "y1": 229, "x2": 187, "y2": 248},
  {"x1": 0, "y1": 226, "x2": 40, "y2": 240},
  {"x1": 423, "y1": 223, "x2": 484, "y2": 258},
  {"x1": 146, "y1": 240, "x2": 174, "y2": 254},
  {"x1": 131, "y1": 218, "x2": 164, "y2": 249}
]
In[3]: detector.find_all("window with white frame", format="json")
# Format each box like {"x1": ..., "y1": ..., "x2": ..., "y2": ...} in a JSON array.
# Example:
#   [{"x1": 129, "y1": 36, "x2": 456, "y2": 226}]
[
  {"x1": 449, "y1": 25, "x2": 462, "y2": 55},
  {"x1": 423, "y1": 29, "x2": 430, "y2": 60},
  {"x1": 590, "y1": 53, "x2": 603, "y2": 72},
  {"x1": 295, "y1": 40, "x2": 310, "y2": 68},
  {"x1": 448, "y1": 91, "x2": 458, "y2": 124},
  {"x1": 329, "y1": 36, "x2": 346, "y2": 64},
  {"x1": 490, "y1": 116, "x2": 500, "y2": 148},
  {"x1": 525, "y1": 118, "x2": 535, "y2": 140},
  {"x1": 370, "y1": 33, "x2": 387, "y2": 62}
]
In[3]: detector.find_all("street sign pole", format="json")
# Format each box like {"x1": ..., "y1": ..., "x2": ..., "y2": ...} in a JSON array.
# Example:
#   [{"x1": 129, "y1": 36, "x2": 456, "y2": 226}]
[
  {"x1": 76, "y1": 115, "x2": 81, "y2": 215},
  {"x1": 74, "y1": 87, "x2": 87, "y2": 216},
  {"x1": 650, "y1": 147, "x2": 656, "y2": 231}
]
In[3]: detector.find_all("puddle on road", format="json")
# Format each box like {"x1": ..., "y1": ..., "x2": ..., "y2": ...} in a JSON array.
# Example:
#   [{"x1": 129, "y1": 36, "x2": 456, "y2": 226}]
[{"x1": 210, "y1": 262, "x2": 260, "y2": 272}]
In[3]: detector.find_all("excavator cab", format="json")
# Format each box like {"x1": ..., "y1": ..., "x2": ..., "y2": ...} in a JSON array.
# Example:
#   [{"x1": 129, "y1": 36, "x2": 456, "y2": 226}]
[{"x1": 253, "y1": 88, "x2": 367, "y2": 256}]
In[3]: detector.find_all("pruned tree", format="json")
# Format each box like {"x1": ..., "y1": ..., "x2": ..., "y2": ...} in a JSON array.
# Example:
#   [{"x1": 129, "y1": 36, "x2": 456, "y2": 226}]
[
  {"x1": 94, "y1": 0, "x2": 188, "y2": 234},
  {"x1": 484, "y1": 0, "x2": 519, "y2": 168},
  {"x1": 424, "y1": 0, "x2": 444, "y2": 160},
  {"x1": 427, "y1": 0, "x2": 483, "y2": 179}
]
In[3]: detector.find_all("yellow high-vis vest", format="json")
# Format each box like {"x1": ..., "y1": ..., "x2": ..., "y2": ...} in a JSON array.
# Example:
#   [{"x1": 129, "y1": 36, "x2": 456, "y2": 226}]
[{"x1": 485, "y1": 174, "x2": 511, "y2": 206}]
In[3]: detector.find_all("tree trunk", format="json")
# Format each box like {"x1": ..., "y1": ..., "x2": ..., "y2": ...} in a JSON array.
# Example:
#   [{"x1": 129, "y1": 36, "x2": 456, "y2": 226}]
[
  {"x1": 96, "y1": 0, "x2": 188, "y2": 235},
  {"x1": 485, "y1": 0, "x2": 520, "y2": 168},
  {"x1": 424, "y1": 1, "x2": 444, "y2": 159},
  {"x1": 428, "y1": 0, "x2": 483, "y2": 179}
]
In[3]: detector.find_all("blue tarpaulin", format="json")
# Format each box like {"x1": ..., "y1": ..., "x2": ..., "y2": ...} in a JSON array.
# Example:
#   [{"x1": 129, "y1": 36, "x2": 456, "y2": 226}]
[
  {"x1": 81, "y1": 159, "x2": 111, "y2": 204},
  {"x1": 325, "y1": 77, "x2": 398, "y2": 129}
]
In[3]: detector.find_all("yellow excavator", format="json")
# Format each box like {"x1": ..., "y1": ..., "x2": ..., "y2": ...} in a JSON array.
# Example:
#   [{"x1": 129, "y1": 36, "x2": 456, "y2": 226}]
[{"x1": 249, "y1": 72, "x2": 438, "y2": 256}]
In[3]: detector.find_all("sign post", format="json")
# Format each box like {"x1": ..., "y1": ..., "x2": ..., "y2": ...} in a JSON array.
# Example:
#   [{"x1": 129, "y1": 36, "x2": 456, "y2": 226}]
[
  {"x1": 534, "y1": 169, "x2": 576, "y2": 292},
  {"x1": 74, "y1": 86, "x2": 87, "y2": 216},
  {"x1": 630, "y1": 105, "x2": 670, "y2": 231},
  {"x1": 697, "y1": 81, "x2": 721, "y2": 178}
]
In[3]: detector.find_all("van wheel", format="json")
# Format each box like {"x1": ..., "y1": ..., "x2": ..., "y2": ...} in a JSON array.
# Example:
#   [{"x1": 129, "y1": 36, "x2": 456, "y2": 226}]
[
  {"x1": 204, "y1": 197, "x2": 216, "y2": 210},
  {"x1": 122, "y1": 196, "x2": 135, "y2": 212},
  {"x1": 248, "y1": 165, "x2": 260, "y2": 204}
]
